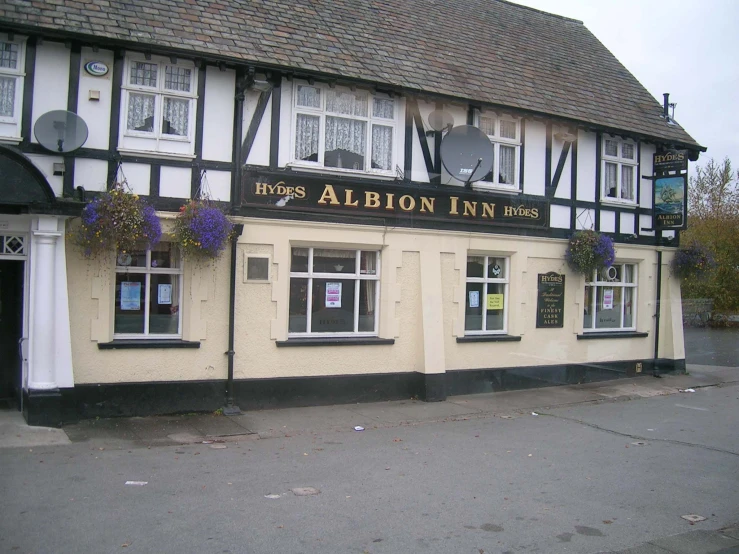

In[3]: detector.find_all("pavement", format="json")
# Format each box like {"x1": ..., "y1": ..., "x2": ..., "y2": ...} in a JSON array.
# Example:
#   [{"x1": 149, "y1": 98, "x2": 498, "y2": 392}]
[{"x1": 1, "y1": 363, "x2": 739, "y2": 554}]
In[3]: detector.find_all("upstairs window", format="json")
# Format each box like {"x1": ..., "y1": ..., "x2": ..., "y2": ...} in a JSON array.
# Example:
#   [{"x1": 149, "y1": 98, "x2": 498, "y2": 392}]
[
  {"x1": 292, "y1": 83, "x2": 396, "y2": 175},
  {"x1": 119, "y1": 55, "x2": 197, "y2": 157},
  {"x1": 474, "y1": 111, "x2": 521, "y2": 189},
  {"x1": 0, "y1": 35, "x2": 25, "y2": 138},
  {"x1": 602, "y1": 137, "x2": 637, "y2": 202}
]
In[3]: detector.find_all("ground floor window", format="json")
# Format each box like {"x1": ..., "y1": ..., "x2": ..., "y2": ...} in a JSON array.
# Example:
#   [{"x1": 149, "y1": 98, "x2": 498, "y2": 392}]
[
  {"x1": 288, "y1": 247, "x2": 379, "y2": 336},
  {"x1": 583, "y1": 263, "x2": 637, "y2": 331},
  {"x1": 465, "y1": 255, "x2": 509, "y2": 334},
  {"x1": 114, "y1": 243, "x2": 182, "y2": 337}
]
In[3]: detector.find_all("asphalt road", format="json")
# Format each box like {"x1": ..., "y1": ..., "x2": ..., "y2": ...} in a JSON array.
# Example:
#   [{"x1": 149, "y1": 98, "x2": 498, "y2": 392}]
[
  {"x1": 2, "y1": 383, "x2": 738, "y2": 554},
  {"x1": 684, "y1": 326, "x2": 739, "y2": 366}
]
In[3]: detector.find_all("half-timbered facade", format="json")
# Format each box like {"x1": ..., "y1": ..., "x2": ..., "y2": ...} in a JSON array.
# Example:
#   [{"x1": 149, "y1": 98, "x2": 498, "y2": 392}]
[{"x1": 0, "y1": 1, "x2": 704, "y2": 425}]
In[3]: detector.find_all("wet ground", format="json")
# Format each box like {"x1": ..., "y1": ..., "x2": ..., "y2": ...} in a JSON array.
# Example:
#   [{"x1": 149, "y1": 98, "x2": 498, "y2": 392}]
[{"x1": 684, "y1": 326, "x2": 739, "y2": 366}]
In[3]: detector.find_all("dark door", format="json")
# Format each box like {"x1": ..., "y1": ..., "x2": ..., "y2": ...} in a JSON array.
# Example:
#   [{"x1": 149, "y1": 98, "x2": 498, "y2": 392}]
[{"x1": 0, "y1": 260, "x2": 24, "y2": 407}]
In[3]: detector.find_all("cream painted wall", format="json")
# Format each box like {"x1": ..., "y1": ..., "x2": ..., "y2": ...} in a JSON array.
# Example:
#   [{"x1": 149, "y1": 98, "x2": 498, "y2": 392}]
[{"x1": 66, "y1": 219, "x2": 231, "y2": 384}]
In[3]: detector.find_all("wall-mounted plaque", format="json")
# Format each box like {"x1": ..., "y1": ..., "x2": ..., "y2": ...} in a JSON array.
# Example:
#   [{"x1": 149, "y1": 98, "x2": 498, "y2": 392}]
[{"x1": 536, "y1": 272, "x2": 565, "y2": 328}]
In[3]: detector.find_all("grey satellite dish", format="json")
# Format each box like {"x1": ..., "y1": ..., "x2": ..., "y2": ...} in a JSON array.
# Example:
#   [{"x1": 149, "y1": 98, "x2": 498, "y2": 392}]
[
  {"x1": 440, "y1": 125, "x2": 494, "y2": 185},
  {"x1": 34, "y1": 110, "x2": 89, "y2": 153},
  {"x1": 428, "y1": 109, "x2": 455, "y2": 132}
]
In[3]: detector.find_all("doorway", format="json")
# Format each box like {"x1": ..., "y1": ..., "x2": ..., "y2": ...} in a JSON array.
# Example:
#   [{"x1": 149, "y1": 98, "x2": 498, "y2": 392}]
[{"x1": 0, "y1": 260, "x2": 24, "y2": 409}]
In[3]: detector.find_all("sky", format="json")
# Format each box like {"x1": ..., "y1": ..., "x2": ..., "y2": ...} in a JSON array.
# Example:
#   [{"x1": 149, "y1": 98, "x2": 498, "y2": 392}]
[{"x1": 508, "y1": 0, "x2": 739, "y2": 170}]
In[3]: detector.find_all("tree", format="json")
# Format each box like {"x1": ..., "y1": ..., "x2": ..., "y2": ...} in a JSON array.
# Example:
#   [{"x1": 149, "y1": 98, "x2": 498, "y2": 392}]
[{"x1": 679, "y1": 157, "x2": 739, "y2": 311}]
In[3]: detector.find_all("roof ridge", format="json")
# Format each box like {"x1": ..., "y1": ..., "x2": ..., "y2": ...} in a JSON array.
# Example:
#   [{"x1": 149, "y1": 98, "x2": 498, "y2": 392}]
[{"x1": 491, "y1": 0, "x2": 584, "y2": 25}]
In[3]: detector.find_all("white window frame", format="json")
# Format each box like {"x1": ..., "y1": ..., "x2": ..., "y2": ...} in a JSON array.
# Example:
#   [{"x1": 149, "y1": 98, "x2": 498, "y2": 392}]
[
  {"x1": 473, "y1": 110, "x2": 521, "y2": 191},
  {"x1": 113, "y1": 246, "x2": 184, "y2": 339},
  {"x1": 601, "y1": 136, "x2": 637, "y2": 204},
  {"x1": 288, "y1": 247, "x2": 381, "y2": 337},
  {"x1": 119, "y1": 54, "x2": 197, "y2": 156},
  {"x1": 0, "y1": 34, "x2": 26, "y2": 138},
  {"x1": 464, "y1": 254, "x2": 510, "y2": 335},
  {"x1": 289, "y1": 81, "x2": 397, "y2": 176},
  {"x1": 583, "y1": 263, "x2": 638, "y2": 332}
]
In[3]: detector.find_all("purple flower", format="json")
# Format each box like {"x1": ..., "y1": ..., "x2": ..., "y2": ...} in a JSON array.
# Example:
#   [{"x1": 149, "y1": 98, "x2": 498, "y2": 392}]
[{"x1": 140, "y1": 204, "x2": 162, "y2": 248}]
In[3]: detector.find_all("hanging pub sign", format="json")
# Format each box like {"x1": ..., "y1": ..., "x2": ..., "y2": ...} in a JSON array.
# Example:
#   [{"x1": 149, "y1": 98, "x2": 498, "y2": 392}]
[
  {"x1": 536, "y1": 272, "x2": 565, "y2": 328},
  {"x1": 241, "y1": 171, "x2": 550, "y2": 230},
  {"x1": 654, "y1": 174, "x2": 687, "y2": 229},
  {"x1": 653, "y1": 149, "x2": 688, "y2": 174}
]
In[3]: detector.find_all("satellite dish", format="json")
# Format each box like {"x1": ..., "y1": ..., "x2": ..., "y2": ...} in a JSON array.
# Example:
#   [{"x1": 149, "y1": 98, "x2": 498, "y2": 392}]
[
  {"x1": 428, "y1": 109, "x2": 455, "y2": 132},
  {"x1": 34, "y1": 110, "x2": 88, "y2": 153},
  {"x1": 440, "y1": 125, "x2": 494, "y2": 185}
]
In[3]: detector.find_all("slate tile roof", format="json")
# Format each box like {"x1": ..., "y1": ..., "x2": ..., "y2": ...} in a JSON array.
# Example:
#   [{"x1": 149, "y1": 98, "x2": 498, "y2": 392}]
[{"x1": 0, "y1": 0, "x2": 701, "y2": 148}]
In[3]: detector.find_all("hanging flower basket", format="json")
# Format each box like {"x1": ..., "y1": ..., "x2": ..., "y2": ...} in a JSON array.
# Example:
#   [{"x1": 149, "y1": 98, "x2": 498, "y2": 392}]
[
  {"x1": 173, "y1": 200, "x2": 234, "y2": 259},
  {"x1": 670, "y1": 242, "x2": 715, "y2": 279},
  {"x1": 76, "y1": 183, "x2": 162, "y2": 258},
  {"x1": 565, "y1": 230, "x2": 616, "y2": 276}
]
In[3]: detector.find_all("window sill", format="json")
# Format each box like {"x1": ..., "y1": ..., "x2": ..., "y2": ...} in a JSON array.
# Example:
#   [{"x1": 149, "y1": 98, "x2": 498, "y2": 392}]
[
  {"x1": 276, "y1": 337, "x2": 395, "y2": 347},
  {"x1": 117, "y1": 148, "x2": 196, "y2": 161},
  {"x1": 0, "y1": 135, "x2": 22, "y2": 145},
  {"x1": 457, "y1": 335, "x2": 522, "y2": 343},
  {"x1": 98, "y1": 339, "x2": 201, "y2": 349},
  {"x1": 577, "y1": 331, "x2": 648, "y2": 340},
  {"x1": 600, "y1": 199, "x2": 637, "y2": 209},
  {"x1": 285, "y1": 163, "x2": 396, "y2": 181}
]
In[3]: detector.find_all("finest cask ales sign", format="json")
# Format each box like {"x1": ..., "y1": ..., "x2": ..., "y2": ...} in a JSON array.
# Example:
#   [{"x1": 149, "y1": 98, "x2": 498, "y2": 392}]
[
  {"x1": 536, "y1": 272, "x2": 565, "y2": 328},
  {"x1": 241, "y1": 171, "x2": 549, "y2": 229}
]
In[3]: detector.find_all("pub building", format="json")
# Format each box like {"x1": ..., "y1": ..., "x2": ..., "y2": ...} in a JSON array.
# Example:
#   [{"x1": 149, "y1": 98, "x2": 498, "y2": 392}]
[{"x1": 0, "y1": 1, "x2": 703, "y2": 425}]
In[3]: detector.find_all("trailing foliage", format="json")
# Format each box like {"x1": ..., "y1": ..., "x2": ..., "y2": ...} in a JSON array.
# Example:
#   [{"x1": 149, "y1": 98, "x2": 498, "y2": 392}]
[
  {"x1": 173, "y1": 200, "x2": 234, "y2": 259},
  {"x1": 565, "y1": 230, "x2": 616, "y2": 276},
  {"x1": 76, "y1": 183, "x2": 161, "y2": 258}
]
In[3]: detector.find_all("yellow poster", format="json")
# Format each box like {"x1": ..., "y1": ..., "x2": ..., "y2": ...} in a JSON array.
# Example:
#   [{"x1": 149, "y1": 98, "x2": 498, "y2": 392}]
[{"x1": 486, "y1": 294, "x2": 504, "y2": 310}]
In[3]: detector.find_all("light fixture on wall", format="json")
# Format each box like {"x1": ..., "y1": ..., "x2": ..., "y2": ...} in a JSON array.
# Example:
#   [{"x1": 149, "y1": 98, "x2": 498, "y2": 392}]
[{"x1": 53, "y1": 162, "x2": 65, "y2": 176}]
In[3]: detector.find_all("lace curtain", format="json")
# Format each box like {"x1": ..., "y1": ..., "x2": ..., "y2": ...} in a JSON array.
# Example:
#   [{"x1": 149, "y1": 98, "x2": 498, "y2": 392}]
[
  {"x1": 621, "y1": 165, "x2": 634, "y2": 200},
  {"x1": 295, "y1": 114, "x2": 319, "y2": 161},
  {"x1": 325, "y1": 116, "x2": 366, "y2": 169},
  {"x1": 326, "y1": 90, "x2": 367, "y2": 117},
  {"x1": 162, "y1": 97, "x2": 189, "y2": 136},
  {"x1": 371, "y1": 125, "x2": 392, "y2": 170},
  {"x1": 127, "y1": 93, "x2": 155, "y2": 132},
  {"x1": 0, "y1": 76, "x2": 15, "y2": 117},
  {"x1": 604, "y1": 162, "x2": 618, "y2": 197},
  {"x1": 499, "y1": 145, "x2": 515, "y2": 184}
]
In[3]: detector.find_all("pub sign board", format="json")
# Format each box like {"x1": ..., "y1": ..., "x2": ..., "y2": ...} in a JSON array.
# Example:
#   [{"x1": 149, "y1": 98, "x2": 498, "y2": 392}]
[
  {"x1": 536, "y1": 272, "x2": 565, "y2": 328},
  {"x1": 653, "y1": 149, "x2": 688, "y2": 174},
  {"x1": 654, "y1": 174, "x2": 687, "y2": 230},
  {"x1": 242, "y1": 171, "x2": 550, "y2": 230}
]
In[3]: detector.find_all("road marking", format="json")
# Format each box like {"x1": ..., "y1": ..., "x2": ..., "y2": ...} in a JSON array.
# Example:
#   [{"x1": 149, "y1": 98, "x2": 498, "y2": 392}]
[{"x1": 674, "y1": 404, "x2": 709, "y2": 411}]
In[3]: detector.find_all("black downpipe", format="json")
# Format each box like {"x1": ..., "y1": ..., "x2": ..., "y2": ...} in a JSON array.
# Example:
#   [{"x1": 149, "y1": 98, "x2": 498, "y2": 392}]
[
  {"x1": 224, "y1": 223, "x2": 244, "y2": 414},
  {"x1": 653, "y1": 247, "x2": 662, "y2": 375}
]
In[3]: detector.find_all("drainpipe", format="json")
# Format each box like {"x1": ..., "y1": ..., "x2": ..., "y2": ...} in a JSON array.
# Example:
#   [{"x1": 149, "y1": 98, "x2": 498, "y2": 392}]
[
  {"x1": 223, "y1": 223, "x2": 244, "y2": 415},
  {"x1": 653, "y1": 246, "x2": 662, "y2": 376}
]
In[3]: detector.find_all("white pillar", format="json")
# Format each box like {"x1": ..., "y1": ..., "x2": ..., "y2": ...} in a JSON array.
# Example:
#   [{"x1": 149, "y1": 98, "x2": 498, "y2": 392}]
[{"x1": 28, "y1": 230, "x2": 60, "y2": 390}]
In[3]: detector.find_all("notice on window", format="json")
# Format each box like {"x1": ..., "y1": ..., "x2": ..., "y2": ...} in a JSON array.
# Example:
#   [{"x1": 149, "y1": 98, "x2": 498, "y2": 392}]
[
  {"x1": 158, "y1": 283, "x2": 172, "y2": 305},
  {"x1": 486, "y1": 294, "x2": 504, "y2": 310},
  {"x1": 120, "y1": 282, "x2": 141, "y2": 311},
  {"x1": 468, "y1": 290, "x2": 480, "y2": 308},
  {"x1": 325, "y1": 282, "x2": 342, "y2": 308},
  {"x1": 603, "y1": 288, "x2": 614, "y2": 310}
]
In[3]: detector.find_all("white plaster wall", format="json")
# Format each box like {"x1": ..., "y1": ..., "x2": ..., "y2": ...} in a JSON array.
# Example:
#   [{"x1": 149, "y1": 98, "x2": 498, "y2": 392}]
[
  {"x1": 620, "y1": 211, "x2": 636, "y2": 235},
  {"x1": 600, "y1": 210, "x2": 616, "y2": 233},
  {"x1": 575, "y1": 208, "x2": 596, "y2": 230},
  {"x1": 25, "y1": 153, "x2": 63, "y2": 196},
  {"x1": 202, "y1": 170, "x2": 231, "y2": 202},
  {"x1": 118, "y1": 162, "x2": 150, "y2": 195},
  {"x1": 576, "y1": 130, "x2": 597, "y2": 202},
  {"x1": 75, "y1": 158, "x2": 109, "y2": 192},
  {"x1": 202, "y1": 66, "x2": 235, "y2": 162},
  {"x1": 523, "y1": 120, "x2": 546, "y2": 196},
  {"x1": 244, "y1": 88, "x2": 271, "y2": 166},
  {"x1": 552, "y1": 126, "x2": 572, "y2": 199},
  {"x1": 77, "y1": 47, "x2": 114, "y2": 150},
  {"x1": 160, "y1": 166, "x2": 192, "y2": 198},
  {"x1": 550, "y1": 204, "x2": 570, "y2": 229},
  {"x1": 31, "y1": 41, "x2": 70, "y2": 143}
]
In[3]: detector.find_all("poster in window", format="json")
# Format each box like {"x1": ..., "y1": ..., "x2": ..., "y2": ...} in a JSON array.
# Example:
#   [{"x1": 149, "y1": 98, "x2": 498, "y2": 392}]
[
  {"x1": 325, "y1": 282, "x2": 342, "y2": 308},
  {"x1": 469, "y1": 290, "x2": 480, "y2": 308},
  {"x1": 158, "y1": 283, "x2": 172, "y2": 305},
  {"x1": 603, "y1": 288, "x2": 614, "y2": 310},
  {"x1": 120, "y1": 282, "x2": 141, "y2": 311},
  {"x1": 486, "y1": 294, "x2": 504, "y2": 310}
]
